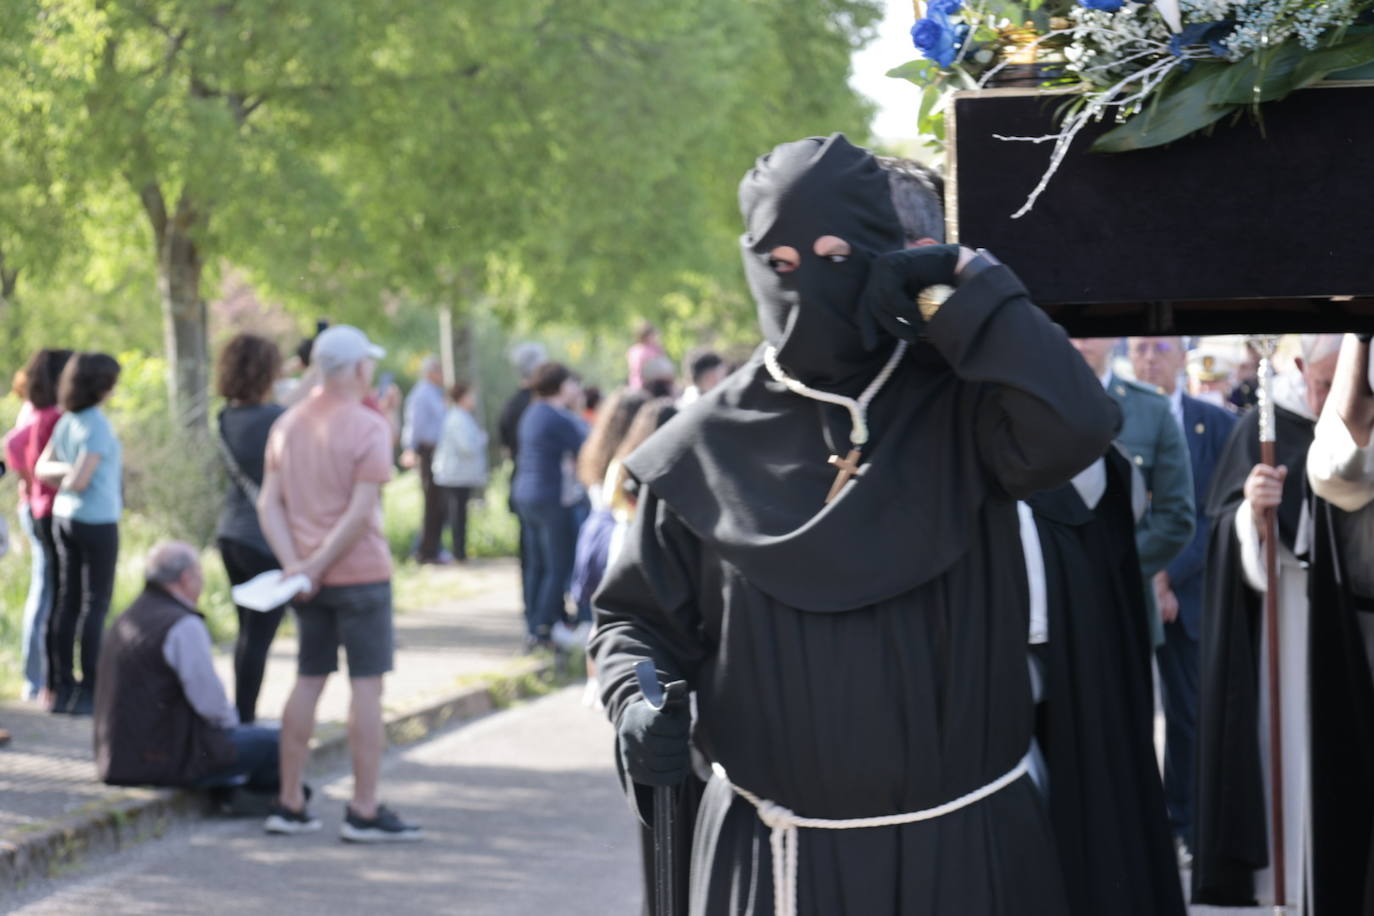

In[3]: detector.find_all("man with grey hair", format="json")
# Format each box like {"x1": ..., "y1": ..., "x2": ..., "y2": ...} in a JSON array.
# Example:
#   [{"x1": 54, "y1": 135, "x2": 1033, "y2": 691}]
[
  {"x1": 401, "y1": 355, "x2": 449, "y2": 564},
  {"x1": 93, "y1": 541, "x2": 280, "y2": 803}
]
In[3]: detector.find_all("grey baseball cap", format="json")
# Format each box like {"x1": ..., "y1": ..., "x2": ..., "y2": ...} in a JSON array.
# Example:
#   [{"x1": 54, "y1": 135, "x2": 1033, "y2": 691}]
[{"x1": 312, "y1": 325, "x2": 385, "y2": 373}]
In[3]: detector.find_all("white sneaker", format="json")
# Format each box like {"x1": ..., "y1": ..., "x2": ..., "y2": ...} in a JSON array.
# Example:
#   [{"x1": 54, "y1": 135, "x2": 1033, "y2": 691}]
[{"x1": 264, "y1": 804, "x2": 322, "y2": 835}]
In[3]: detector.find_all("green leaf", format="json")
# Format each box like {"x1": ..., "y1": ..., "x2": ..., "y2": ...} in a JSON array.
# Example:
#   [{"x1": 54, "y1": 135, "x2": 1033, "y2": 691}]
[
  {"x1": 1091, "y1": 63, "x2": 1237, "y2": 153},
  {"x1": 1209, "y1": 43, "x2": 1304, "y2": 105},
  {"x1": 917, "y1": 85, "x2": 941, "y2": 129},
  {"x1": 1329, "y1": 59, "x2": 1374, "y2": 80},
  {"x1": 1291, "y1": 34, "x2": 1374, "y2": 88},
  {"x1": 1212, "y1": 34, "x2": 1374, "y2": 105},
  {"x1": 887, "y1": 59, "x2": 939, "y2": 85}
]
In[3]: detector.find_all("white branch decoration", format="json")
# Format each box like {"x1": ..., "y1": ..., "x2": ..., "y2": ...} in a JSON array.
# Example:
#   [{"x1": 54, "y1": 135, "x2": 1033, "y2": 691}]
[{"x1": 974, "y1": 24, "x2": 1210, "y2": 219}]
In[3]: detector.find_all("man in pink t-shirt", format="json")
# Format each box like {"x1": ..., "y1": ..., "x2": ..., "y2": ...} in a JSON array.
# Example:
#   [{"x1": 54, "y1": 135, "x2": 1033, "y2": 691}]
[{"x1": 257, "y1": 325, "x2": 420, "y2": 843}]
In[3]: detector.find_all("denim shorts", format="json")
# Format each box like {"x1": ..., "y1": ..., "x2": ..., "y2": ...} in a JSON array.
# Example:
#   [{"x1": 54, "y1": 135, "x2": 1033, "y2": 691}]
[{"x1": 294, "y1": 582, "x2": 394, "y2": 678}]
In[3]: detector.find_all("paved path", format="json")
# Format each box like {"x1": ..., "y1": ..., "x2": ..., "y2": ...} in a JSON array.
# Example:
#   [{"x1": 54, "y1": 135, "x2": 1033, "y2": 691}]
[
  {"x1": 0, "y1": 559, "x2": 531, "y2": 845},
  {"x1": 6, "y1": 687, "x2": 642, "y2": 915}
]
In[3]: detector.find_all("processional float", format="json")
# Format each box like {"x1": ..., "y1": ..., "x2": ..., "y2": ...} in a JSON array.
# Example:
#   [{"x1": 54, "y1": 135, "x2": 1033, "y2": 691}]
[{"x1": 946, "y1": 63, "x2": 1374, "y2": 916}]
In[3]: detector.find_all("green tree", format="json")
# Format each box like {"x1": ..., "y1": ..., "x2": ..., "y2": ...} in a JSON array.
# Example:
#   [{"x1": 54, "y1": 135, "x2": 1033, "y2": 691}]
[
  {"x1": 0, "y1": 1, "x2": 84, "y2": 349},
  {"x1": 5, "y1": 0, "x2": 880, "y2": 422}
]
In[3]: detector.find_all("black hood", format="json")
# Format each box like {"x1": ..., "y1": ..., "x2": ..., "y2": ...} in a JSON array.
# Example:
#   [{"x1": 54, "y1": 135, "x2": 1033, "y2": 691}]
[{"x1": 739, "y1": 134, "x2": 905, "y2": 388}]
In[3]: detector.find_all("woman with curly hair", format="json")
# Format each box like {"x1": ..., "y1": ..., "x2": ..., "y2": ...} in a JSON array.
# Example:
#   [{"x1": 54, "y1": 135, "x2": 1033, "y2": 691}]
[
  {"x1": 36, "y1": 352, "x2": 122, "y2": 715},
  {"x1": 213, "y1": 333, "x2": 287, "y2": 724}
]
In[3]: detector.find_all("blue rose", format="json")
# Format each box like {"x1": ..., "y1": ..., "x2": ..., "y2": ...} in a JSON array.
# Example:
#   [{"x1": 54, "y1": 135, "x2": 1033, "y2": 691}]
[
  {"x1": 1168, "y1": 19, "x2": 1236, "y2": 57},
  {"x1": 929, "y1": 0, "x2": 963, "y2": 17},
  {"x1": 911, "y1": 17, "x2": 961, "y2": 68},
  {"x1": 1077, "y1": 0, "x2": 1125, "y2": 10}
]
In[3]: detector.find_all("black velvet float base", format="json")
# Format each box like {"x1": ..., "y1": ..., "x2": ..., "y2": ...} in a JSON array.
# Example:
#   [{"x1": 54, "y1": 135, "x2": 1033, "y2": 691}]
[{"x1": 949, "y1": 84, "x2": 1374, "y2": 335}]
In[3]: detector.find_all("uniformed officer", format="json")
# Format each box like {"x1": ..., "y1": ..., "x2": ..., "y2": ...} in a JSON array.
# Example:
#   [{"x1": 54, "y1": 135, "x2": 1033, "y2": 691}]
[
  {"x1": 1187, "y1": 345, "x2": 1240, "y2": 412},
  {"x1": 1070, "y1": 338, "x2": 1195, "y2": 649}
]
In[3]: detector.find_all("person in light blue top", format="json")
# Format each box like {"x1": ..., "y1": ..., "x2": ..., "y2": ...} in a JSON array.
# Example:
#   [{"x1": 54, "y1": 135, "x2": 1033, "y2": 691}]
[
  {"x1": 36, "y1": 352, "x2": 123, "y2": 715},
  {"x1": 431, "y1": 381, "x2": 489, "y2": 562},
  {"x1": 50, "y1": 405, "x2": 123, "y2": 523}
]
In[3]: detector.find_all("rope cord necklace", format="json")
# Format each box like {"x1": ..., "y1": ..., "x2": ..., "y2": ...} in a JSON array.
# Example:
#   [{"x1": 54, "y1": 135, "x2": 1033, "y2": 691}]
[{"x1": 762, "y1": 341, "x2": 908, "y2": 504}]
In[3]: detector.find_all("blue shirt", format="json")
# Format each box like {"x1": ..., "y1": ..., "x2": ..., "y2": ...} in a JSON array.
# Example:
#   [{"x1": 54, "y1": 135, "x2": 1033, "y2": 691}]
[
  {"x1": 51, "y1": 406, "x2": 122, "y2": 524},
  {"x1": 512, "y1": 402, "x2": 586, "y2": 507},
  {"x1": 402, "y1": 379, "x2": 446, "y2": 450}
]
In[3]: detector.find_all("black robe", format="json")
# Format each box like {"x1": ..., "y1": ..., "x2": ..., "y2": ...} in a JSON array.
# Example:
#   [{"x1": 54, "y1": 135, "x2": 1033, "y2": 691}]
[
  {"x1": 1027, "y1": 450, "x2": 1187, "y2": 916},
  {"x1": 1193, "y1": 405, "x2": 1374, "y2": 910},
  {"x1": 592, "y1": 268, "x2": 1119, "y2": 915}
]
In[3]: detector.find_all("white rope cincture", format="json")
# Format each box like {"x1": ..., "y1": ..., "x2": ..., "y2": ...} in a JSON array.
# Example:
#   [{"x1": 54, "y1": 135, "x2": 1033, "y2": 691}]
[
  {"x1": 762, "y1": 341, "x2": 908, "y2": 448},
  {"x1": 714, "y1": 756, "x2": 1031, "y2": 916}
]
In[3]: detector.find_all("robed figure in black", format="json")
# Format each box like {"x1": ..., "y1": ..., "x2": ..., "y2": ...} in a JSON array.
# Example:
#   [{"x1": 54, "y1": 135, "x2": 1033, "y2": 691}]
[
  {"x1": 1193, "y1": 349, "x2": 1374, "y2": 912},
  {"x1": 591, "y1": 134, "x2": 1119, "y2": 915},
  {"x1": 1024, "y1": 450, "x2": 1188, "y2": 916}
]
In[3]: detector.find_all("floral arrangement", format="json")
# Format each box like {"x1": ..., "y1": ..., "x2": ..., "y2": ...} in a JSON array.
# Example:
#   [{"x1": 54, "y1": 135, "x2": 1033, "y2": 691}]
[{"x1": 894, "y1": 0, "x2": 1374, "y2": 214}]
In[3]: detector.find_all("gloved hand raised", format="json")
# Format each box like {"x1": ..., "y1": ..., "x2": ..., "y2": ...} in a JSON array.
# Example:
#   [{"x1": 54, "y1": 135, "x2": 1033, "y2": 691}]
[
  {"x1": 858, "y1": 244, "x2": 964, "y2": 348},
  {"x1": 618, "y1": 679, "x2": 691, "y2": 787}
]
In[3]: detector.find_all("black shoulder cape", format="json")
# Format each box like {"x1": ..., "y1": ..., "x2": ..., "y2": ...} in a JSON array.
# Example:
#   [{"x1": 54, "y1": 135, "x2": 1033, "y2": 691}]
[
  {"x1": 1027, "y1": 449, "x2": 1187, "y2": 916},
  {"x1": 624, "y1": 339, "x2": 986, "y2": 611}
]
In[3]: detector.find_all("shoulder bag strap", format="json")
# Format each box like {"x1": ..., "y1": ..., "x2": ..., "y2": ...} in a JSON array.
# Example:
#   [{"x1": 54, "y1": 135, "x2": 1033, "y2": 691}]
[{"x1": 216, "y1": 410, "x2": 261, "y2": 504}]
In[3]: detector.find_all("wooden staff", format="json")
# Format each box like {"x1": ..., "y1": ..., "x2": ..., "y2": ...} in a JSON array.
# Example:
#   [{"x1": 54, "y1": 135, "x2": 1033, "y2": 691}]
[{"x1": 1252, "y1": 335, "x2": 1286, "y2": 912}]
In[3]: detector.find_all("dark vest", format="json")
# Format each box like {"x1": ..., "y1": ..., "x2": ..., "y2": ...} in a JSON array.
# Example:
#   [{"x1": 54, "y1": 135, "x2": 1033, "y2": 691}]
[{"x1": 93, "y1": 585, "x2": 236, "y2": 786}]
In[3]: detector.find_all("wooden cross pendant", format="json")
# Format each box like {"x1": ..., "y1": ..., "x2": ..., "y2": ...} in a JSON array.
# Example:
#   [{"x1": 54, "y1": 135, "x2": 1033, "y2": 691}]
[{"x1": 825, "y1": 448, "x2": 865, "y2": 504}]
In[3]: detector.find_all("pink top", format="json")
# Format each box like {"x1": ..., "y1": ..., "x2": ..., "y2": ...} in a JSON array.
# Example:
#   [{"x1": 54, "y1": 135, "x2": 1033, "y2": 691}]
[
  {"x1": 627, "y1": 341, "x2": 665, "y2": 390},
  {"x1": 5, "y1": 406, "x2": 61, "y2": 517},
  {"x1": 265, "y1": 390, "x2": 394, "y2": 587}
]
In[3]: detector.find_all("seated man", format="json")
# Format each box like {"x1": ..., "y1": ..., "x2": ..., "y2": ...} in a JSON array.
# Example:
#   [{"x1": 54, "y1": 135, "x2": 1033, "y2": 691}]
[{"x1": 94, "y1": 541, "x2": 279, "y2": 807}]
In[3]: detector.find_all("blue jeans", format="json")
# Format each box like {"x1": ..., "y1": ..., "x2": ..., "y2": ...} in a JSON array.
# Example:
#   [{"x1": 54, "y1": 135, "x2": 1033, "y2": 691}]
[
  {"x1": 194, "y1": 725, "x2": 281, "y2": 792},
  {"x1": 566, "y1": 498, "x2": 592, "y2": 624},
  {"x1": 515, "y1": 500, "x2": 577, "y2": 639},
  {"x1": 18, "y1": 506, "x2": 54, "y2": 699}
]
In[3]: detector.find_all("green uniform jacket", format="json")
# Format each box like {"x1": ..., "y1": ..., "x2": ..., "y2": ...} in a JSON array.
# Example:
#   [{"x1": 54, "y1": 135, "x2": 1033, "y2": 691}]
[{"x1": 1105, "y1": 375, "x2": 1195, "y2": 646}]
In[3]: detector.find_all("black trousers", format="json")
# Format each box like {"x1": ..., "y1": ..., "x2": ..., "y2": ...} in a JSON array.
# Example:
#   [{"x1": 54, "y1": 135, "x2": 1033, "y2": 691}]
[
  {"x1": 218, "y1": 538, "x2": 287, "y2": 724},
  {"x1": 34, "y1": 514, "x2": 62, "y2": 693},
  {"x1": 438, "y1": 486, "x2": 471, "y2": 560},
  {"x1": 416, "y1": 444, "x2": 447, "y2": 561},
  {"x1": 51, "y1": 518, "x2": 119, "y2": 696},
  {"x1": 1157, "y1": 619, "x2": 1199, "y2": 848}
]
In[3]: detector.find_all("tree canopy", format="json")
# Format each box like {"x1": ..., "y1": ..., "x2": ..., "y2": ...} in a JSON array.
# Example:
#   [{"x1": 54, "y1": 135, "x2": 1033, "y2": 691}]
[{"x1": 1, "y1": 0, "x2": 882, "y2": 418}]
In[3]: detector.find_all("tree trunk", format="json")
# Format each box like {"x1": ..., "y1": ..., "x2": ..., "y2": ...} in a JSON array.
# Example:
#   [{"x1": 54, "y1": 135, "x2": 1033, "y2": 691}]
[
  {"x1": 0, "y1": 247, "x2": 18, "y2": 319},
  {"x1": 438, "y1": 304, "x2": 477, "y2": 388},
  {"x1": 450, "y1": 312, "x2": 476, "y2": 384},
  {"x1": 155, "y1": 195, "x2": 210, "y2": 433}
]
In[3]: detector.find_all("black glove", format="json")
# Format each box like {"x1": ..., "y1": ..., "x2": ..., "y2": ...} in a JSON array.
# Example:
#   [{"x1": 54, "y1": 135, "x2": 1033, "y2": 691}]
[
  {"x1": 858, "y1": 244, "x2": 962, "y2": 349},
  {"x1": 617, "y1": 682, "x2": 690, "y2": 787}
]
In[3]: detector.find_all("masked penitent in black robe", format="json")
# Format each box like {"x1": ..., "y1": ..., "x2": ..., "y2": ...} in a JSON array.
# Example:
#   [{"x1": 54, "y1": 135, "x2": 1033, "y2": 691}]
[
  {"x1": 590, "y1": 134, "x2": 1120, "y2": 916},
  {"x1": 1193, "y1": 401, "x2": 1374, "y2": 911},
  {"x1": 1025, "y1": 449, "x2": 1187, "y2": 916}
]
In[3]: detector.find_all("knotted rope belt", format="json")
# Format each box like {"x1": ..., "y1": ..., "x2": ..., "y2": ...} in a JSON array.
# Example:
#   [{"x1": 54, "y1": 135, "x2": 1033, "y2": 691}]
[{"x1": 712, "y1": 757, "x2": 1031, "y2": 916}]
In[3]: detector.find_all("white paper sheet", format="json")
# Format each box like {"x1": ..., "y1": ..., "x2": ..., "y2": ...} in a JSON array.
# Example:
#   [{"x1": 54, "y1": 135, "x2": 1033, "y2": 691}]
[{"x1": 231, "y1": 570, "x2": 310, "y2": 612}]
